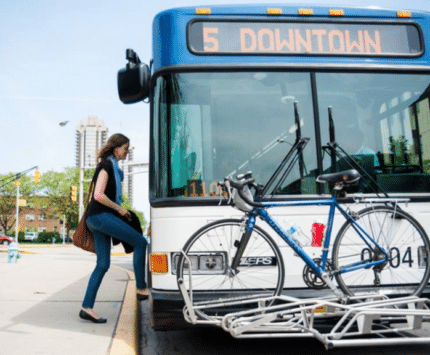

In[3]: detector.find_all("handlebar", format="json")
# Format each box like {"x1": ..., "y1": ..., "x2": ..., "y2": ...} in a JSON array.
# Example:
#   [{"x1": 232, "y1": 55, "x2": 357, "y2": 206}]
[
  {"x1": 219, "y1": 173, "x2": 263, "y2": 209},
  {"x1": 224, "y1": 176, "x2": 255, "y2": 190}
]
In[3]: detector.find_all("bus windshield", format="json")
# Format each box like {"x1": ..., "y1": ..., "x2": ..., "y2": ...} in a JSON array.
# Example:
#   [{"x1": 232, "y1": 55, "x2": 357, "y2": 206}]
[{"x1": 152, "y1": 71, "x2": 430, "y2": 199}]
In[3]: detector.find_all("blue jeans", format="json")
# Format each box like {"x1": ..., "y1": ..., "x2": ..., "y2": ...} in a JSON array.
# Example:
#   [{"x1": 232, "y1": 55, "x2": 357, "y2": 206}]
[{"x1": 82, "y1": 212, "x2": 148, "y2": 309}]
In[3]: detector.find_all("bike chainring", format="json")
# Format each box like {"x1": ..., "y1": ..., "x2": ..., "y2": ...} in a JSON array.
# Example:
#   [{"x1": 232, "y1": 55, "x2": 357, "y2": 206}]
[{"x1": 303, "y1": 258, "x2": 333, "y2": 289}]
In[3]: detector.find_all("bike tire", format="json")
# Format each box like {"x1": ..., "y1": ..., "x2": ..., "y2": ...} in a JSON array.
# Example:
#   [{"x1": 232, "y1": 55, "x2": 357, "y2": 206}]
[
  {"x1": 332, "y1": 205, "x2": 430, "y2": 297},
  {"x1": 176, "y1": 219, "x2": 285, "y2": 319}
]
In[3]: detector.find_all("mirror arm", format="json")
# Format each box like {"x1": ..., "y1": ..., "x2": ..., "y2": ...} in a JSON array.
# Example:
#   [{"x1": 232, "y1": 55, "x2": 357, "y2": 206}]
[{"x1": 126, "y1": 48, "x2": 141, "y2": 68}]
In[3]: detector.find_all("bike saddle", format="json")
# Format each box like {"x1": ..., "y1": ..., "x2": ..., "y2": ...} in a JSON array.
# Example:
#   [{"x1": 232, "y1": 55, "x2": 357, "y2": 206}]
[{"x1": 316, "y1": 169, "x2": 360, "y2": 185}]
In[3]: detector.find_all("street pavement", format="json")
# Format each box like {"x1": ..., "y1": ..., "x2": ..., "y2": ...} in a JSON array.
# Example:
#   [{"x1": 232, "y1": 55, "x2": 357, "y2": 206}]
[{"x1": 0, "y1": 243, "x2": 138, "y2": 355}]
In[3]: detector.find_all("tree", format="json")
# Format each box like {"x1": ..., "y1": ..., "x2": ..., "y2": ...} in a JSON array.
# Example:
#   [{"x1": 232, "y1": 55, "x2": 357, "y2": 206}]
[
  {"x1": 1, "y1": 167, "x2": 147, "y2": 235},
  {"x1": 41, "y1": 167, "x2": 147, "y2": 233},
  {"x1": 0, "y1": 172, "x2": 37, "y2": 234},
  {"x1": 39, "y1": 167, "x2": 94, "y2": 235}
]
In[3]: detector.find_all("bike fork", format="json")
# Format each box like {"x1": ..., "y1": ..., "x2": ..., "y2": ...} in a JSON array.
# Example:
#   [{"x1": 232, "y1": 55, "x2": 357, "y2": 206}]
[{"x1": 230, "y1": 218, "x2": 253, "y2": 274}]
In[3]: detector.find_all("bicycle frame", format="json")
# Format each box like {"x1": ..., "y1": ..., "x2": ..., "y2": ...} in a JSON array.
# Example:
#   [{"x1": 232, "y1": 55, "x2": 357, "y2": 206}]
[{"x1": 243, "y1": 197, "x2": 389, "y2": 278}]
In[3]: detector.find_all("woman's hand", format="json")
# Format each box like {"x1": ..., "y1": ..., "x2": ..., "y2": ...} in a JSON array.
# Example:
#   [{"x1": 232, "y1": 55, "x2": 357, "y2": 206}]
[{"x1": 118, "y1": 206, "x2": 132, "y2": 221}]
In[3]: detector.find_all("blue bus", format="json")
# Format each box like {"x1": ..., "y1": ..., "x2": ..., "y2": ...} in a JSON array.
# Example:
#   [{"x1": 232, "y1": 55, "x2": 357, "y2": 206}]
[{"x1": 118, "y1": 5, "x2": 430, "y2": 330}]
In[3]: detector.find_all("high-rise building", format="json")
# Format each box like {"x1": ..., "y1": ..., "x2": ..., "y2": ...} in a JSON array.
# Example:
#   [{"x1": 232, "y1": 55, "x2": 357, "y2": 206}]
[
  {"x1": 75, "y1": 115, "x2": 134, "y2": 205},
  {"x1": 75, "y1": 115, "x2": 108, "y2": 168}
]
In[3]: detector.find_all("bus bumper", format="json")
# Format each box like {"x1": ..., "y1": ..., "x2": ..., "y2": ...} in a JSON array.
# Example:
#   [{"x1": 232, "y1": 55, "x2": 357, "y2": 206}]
[{"x1": 147, "y1": 289, "x2": 192, "y2": 331}]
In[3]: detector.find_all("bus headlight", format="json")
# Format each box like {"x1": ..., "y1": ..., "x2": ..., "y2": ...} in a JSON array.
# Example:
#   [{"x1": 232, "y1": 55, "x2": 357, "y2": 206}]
[
  {"x1": 171, "y1": 252, "x2": 226, "y2": 274},
  {"x1": 175, "y1": 254, "x2": 199, "y2": 272},
  {"x1": 199, "y1": 255, "x2": 224, "y2": 272}
]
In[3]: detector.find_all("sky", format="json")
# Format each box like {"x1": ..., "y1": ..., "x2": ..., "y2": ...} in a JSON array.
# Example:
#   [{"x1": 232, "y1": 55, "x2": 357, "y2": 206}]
[{"x1": 1, "y1": 0, "x2": 429, "y2": 219}]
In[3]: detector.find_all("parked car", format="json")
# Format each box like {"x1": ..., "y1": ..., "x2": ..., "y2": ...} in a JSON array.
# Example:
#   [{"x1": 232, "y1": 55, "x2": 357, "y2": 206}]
[
  {"x1": 24, "y1": 232, "x2": 38, "y2": 242},
  {"x1": 0, "y1": 234, "x2": 14, "y2": 245}
]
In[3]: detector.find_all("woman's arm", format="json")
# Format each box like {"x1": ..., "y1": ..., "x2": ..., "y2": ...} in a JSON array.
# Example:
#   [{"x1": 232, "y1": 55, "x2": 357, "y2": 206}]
[{"x1": 93, "y1": 169, "x2": 130, "y2": 218}]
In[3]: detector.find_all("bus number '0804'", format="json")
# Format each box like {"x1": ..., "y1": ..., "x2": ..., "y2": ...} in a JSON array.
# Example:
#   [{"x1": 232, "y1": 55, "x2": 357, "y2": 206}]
[{"x1": 361, "y1": 247, "x2": 425, "y2": 268}]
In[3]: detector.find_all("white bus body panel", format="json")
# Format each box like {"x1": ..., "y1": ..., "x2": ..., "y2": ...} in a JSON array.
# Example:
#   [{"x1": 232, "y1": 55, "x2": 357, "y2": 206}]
[{"x1": 150, "y1": 200, "x2": 430, "y2": 291}]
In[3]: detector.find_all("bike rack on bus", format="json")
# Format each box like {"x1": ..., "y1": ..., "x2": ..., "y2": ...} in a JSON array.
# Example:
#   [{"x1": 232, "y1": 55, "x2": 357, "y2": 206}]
[{"x1": 178, "y1": 274, "x2": 430, "y2": 349}]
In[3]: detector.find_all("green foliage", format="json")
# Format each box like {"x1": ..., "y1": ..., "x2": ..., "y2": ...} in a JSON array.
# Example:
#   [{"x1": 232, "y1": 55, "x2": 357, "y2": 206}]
[
  {"x1": 1, "y1": 167, "x2": 148, "y2": 236},
  {"x1": 389, "y1": 135, "x2": 409, "y2": 155},
  {"x1": 4, "y1": 231, "x2": 22, "y2": 243},
  {"x1": 14, "y1": 231, "x2": 25, "y2": 243},
  {"x1": 0, "y1": 172, "x2": 37, "y2": 234},
  {"x1": 38, "y1": 231, "x2": 61, "y2": 244},
  {"x1": 134, "y1": 211, "x2": 147, "y2": 233},
  {"x1": 38, "y1": 167, "x2": 95, "y2": 234},
  {"x1": 424, "y1": 160, "x2": 430, "y2": 175},
  {"x1": 121, "y1": 194, "x2": 147, "y2": 232}
]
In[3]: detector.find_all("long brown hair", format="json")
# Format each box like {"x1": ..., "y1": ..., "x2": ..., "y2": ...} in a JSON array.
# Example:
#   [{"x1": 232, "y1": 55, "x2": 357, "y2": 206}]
[{"x1": 98, "y1": 133, "x2": 130, "y2": 161}]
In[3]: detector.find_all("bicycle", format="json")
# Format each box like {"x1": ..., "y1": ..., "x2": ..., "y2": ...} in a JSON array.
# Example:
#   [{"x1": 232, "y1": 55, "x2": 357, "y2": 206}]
[{"x1": 176, "y1": 138, "x2": 430, "y2": 319}]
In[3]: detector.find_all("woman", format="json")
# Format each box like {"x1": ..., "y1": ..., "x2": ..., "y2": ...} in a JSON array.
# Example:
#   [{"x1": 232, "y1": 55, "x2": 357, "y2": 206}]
[{"x1": 79, "y1": 133, "x2": 148, "y2": 323}]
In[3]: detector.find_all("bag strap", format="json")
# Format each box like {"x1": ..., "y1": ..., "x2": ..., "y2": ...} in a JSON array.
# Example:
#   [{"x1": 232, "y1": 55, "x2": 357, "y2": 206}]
[
  {"x1": 85, "y1": 180, "x2": 95, "y2": 205},
  {"x1": 85, "y1": 161, "x2": 108, "y2": 206}
]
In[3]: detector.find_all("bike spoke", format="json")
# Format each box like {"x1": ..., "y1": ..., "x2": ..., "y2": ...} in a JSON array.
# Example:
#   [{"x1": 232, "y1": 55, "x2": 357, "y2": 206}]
[{"x1": 333, "y1": 206, "x2": 430, "y2": 297}]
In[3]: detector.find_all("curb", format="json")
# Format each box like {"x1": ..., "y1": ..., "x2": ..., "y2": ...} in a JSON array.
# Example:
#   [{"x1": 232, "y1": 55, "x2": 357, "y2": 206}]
[
  {"x1": 0, "y1": 246, "x2": 129, "y2": 256},
  {"x1": 0, "y1": 244, "x2": 68, "y2": 255},
  {"x1": 20, "y1": 244, "x2": 73, "y2": 248},
  {"x1": 0, "y1": 249, "x2": 39, "y2": 254},
  {"x1": 109, "y1": 266, "x2": 139, "y2": 355},
  {"x1": 0, "y1": 244, "x2": 73, "y2": 249}
]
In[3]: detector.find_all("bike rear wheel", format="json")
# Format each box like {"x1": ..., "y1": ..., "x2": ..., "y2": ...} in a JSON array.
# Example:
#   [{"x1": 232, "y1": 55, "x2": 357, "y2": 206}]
[
  {"x1": 176, "y1": 219, "x2": 285, "y2": 318},
  {"x1": 333, "y1": 205, "x2": 430, "y2": 297}
]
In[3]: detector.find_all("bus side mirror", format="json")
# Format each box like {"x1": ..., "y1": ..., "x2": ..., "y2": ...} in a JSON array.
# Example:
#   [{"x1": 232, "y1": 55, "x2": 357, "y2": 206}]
[{"x1": 117, "y1": 49, "x2": 150, "y2": 104}]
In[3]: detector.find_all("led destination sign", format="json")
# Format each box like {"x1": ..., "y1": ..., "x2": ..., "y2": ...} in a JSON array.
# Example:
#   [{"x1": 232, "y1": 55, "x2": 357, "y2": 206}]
[{"x1": 189, "y1": 21, "x2": 422, "y2": 56}]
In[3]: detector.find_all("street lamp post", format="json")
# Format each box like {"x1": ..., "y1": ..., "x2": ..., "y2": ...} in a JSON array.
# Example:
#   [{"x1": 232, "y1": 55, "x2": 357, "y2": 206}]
[
  {"x1": 78, "y1": 129, "x2": 85, "y2": 220},
  {"x1": 62, "y1": 214, "x2": 66, "y2": 244},
  {"x1": 4, "y1": 167, "x2": 39, "y2": 263},
  {"x1": 60, "y1": 121, "x2": 85, "y2": 220},
  {"x1": 7, "y1": 181, "x2": 22, "y2": 263},
  {"x1": 14, "y1": 180, "x2": 20, "y2": 243}
]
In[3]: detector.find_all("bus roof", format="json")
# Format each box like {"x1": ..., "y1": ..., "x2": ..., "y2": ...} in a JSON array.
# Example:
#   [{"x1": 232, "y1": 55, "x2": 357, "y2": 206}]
[
  {"x1": 151, "y1": 4, "x2": 430, "y2": 73},
  {"x1": 155, "y1": 4, "x2": 428, "y2": 18}
]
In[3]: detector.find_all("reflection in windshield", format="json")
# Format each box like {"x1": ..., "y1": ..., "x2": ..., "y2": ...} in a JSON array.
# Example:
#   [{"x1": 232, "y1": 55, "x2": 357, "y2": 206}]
[
  {"x1": 227, "y1": 130, "x2": 289, "y2": 178},
  {"x1": 317, "y1": 73, "x2": 430, "y2": 193},
  {"x1": 152, "y1": 71, "x2": 430, "y2": 198},
  {"x1": 156, "y1": 72, "x2": 316, "y2": 198}
]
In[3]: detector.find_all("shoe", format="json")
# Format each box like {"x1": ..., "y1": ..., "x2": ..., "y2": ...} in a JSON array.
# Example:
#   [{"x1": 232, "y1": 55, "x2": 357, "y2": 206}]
[
  {"x1": 79, "y1": 310, "x2": 107, "y2": 324},
  {"x1": 136, "y1": 289, "x2": 149, "y2": 301},
  {"x1": 137, "y1": 294, "x2": 148, "y2": 301}
]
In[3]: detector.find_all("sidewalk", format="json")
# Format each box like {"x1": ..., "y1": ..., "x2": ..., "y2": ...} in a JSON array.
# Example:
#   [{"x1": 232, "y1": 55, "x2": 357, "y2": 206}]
[{"x1": 0, "y1": 244, "x2": 139, "y2": 355}]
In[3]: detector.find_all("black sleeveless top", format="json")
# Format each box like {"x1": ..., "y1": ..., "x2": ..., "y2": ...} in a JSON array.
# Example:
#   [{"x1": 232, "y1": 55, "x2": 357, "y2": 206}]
[{"x1": 86, "y1": 160, "x2": 121, "y2": 219}]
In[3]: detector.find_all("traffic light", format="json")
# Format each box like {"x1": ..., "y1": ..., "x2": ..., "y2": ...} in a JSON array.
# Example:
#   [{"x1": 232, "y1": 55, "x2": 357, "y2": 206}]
[
  {"x1": 70, "y1": 186, "x2": 78, "y2": 201},
  {"x1": 34, "y1": 170, "x2": 40, "y2": 183}
]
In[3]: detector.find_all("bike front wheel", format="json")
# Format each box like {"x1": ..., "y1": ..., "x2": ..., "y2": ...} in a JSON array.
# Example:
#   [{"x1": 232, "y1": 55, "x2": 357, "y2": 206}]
[
  {"x1": 176, "y1": 219, "x2": 285, "y2": 312},
  {"x1": 332, "y1": 206, "x2": 430, "y2": 297}
]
